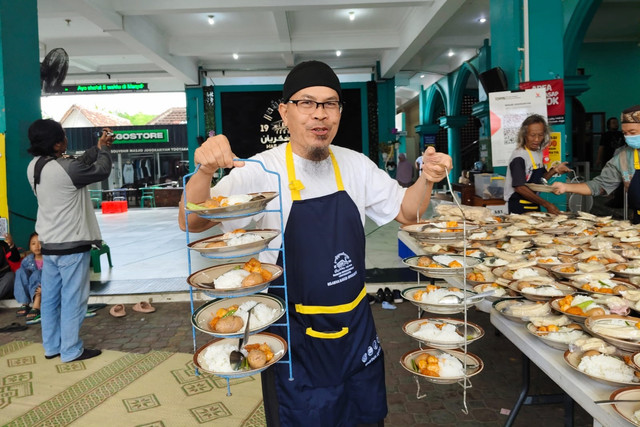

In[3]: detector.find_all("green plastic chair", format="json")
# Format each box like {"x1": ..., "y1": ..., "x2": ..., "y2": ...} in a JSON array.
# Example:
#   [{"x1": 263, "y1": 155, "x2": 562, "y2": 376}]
[
  {"x1": 140, "y1": 187, "x2": 156, "y2": 208},
  {"x1": 90, "y1": 241, "x2": 112, "y2": 273},
  {"x1": 89, "y1": 189, "x2": 102, "y2": 208}
]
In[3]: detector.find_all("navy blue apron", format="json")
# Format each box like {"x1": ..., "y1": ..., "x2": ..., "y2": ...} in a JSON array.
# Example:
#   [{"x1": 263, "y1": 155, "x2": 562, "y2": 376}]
[
  {"x1": 263, "y1": 143, "x2": 387, "y2": 427},
  {"x1": 508, "y1": 148, "x2": 546, "y2": 214}
]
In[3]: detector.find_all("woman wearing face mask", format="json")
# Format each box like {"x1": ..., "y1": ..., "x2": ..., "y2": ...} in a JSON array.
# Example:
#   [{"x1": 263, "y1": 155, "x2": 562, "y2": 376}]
[
  {"x1": 552, "y1": 105, "x2": 640, "y2": 223},
  {"x1": 503, "y1": 114, "x2": 570, "y2": 214}
]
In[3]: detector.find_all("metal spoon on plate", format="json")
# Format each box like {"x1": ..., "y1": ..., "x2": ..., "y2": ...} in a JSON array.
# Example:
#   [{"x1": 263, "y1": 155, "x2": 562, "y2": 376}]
[
  {"x1": 229, "y1": 306, "x2": 253, "y2": 370},
  {"x1": 437, "y1": 290, "x2": 495, "y2": 304}
]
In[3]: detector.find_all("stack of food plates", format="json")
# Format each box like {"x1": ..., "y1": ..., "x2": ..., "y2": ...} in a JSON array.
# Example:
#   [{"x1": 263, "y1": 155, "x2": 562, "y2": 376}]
[
  {"x1": 402, "y1": 317, "x2": 484, "y2": 350},
  {"x1": 402, "y1": 254, "x2": 481, "y2": 279},
  {"x1": 188, "y1": 229, "x2": 280, "y2": 258},
  {"x1": 402, "y1": 285, "x2": 482, "y2": 315},
  {"x1": 185, "y1": 192, "x2": 279, "y2": 220},
  {"x1": 399, "y1": 347, "x2": 483, "y2": 385},
  {"x1": 191, "y1": 294, "x2": 285, "y2": 338},
  {"x1": 193, "y1": 332, "x2": 287, "y2": 379},
  {"x1": 187, "y1": 261, "x2": 283, "y2": 298}
]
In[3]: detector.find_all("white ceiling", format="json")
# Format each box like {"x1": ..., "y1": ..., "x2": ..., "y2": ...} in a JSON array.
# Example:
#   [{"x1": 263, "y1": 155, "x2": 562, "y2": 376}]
[{"x1": 36, "y1": 0, "x2": 640, "y2": 108}]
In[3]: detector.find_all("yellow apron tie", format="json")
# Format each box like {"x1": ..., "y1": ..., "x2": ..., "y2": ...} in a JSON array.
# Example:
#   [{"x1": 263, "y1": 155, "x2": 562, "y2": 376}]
[
  {"x1": 295, "y1": 286, "x2": 367, "y2": 315},
  {"x1": 305, "y1": 327, "x2": 349, "y2": 339},
  {"x1": 285, "y1": 142, "x2": 344, "y2": 201},
  {"x1": 524, "y1": 147, "x2": 538, "y2": 169}
]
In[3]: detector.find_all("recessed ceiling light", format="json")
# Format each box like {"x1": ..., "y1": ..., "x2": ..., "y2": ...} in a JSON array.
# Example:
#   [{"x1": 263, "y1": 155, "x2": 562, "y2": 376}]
[
  {"x1": 478, "y1": 17, "x2": 487, "y2": 23},
  {"x1": 208, "y1": 15, "x2": 215, "y2": 25},
  {"x1": 349, "y1": 11, "x2": 355, "y2": 21},
  {"x1": 232, "y1": 53, "x2": 239, "y2": 60},
  {"x1": 420, "y1": 74, "x2": 425, "y2": 78},
  {"x1": 447, "y1": 50, "x2": 454, "y2": 57},
  {"x1": 336, "y1": 50, "x2": 342, "y2": 57}
]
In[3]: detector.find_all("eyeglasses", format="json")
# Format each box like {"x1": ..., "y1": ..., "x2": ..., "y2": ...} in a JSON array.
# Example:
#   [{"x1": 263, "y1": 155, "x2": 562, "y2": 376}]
[{"x1": 288, "y1": 99, "x2": 343, "y2": 114}]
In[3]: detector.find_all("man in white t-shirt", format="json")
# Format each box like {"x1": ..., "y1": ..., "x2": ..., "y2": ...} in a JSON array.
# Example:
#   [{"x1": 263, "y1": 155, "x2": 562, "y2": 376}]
[{"x1": 179, "y1": 60, "x2": 452, "y2": 427}]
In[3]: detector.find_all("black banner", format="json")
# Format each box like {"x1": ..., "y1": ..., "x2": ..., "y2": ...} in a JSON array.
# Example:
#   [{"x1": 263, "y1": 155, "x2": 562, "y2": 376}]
[{"x1": 220, "y1": 88, "x2": 363, "y2": 159}]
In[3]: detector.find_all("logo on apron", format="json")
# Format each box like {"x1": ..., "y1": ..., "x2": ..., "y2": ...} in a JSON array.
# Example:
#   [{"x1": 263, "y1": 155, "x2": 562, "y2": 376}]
[
  {"x1": 327, "y1": 252, "x2": 357, "y2": 286},
  {"x1": 361, "y1": 336, "x2": 382, "y2": 366}
]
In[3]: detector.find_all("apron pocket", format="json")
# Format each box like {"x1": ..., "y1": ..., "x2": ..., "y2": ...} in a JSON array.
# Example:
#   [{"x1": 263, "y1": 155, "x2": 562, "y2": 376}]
[{"x1": 299, "y1": 329, "x2": 351, "y2": 387}]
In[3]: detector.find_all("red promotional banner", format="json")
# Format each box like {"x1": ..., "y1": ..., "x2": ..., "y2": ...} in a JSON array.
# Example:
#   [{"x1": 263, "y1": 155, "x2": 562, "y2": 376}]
[{"x1": 519, "y1": 79, "x2": 565, "y2": 125}]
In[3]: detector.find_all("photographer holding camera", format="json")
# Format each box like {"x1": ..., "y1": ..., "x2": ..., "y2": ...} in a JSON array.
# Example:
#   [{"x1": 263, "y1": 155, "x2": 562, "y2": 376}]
[{"x1": 27, "y1": 120, "x2": 114, "y2": 362}]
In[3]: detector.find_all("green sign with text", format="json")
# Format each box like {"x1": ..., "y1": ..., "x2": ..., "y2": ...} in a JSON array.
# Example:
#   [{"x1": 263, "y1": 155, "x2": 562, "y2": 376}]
[
  {"x1": 113, "y1": 129, "x2": 169, "y2": 144},
  {"x1": 60, "y1": 82, "x2": 148, "y2": 94}
]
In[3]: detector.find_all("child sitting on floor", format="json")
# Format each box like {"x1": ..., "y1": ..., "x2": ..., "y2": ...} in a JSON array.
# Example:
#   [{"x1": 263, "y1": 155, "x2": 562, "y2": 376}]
[{"x1": 14, "y1": 232, "x2": 43, "y2": 324}]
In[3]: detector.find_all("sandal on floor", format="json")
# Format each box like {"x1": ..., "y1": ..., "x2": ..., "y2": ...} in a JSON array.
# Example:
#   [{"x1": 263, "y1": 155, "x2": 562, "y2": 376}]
[
  {"x1": 87, "y1": 303, "x2": 107, "y2": 313},
  {"x1": 0, "y1": 322, "x2": 28, "y2": 332},
  {"x1": 132, "y1": 301, "x2": 156, "y2": 313},
  {"x1": 26, "y1": 314, "x2": 41, "y2": 325},
  {"x1": 109, "y1": 304, "x2": 126, "y2": 318},
  {"x1": 26, "y1": 308, "x2": 40, "y2": 321},
  {"x1": 16, "y1": 305, "x2": 30, "y2": 317}
]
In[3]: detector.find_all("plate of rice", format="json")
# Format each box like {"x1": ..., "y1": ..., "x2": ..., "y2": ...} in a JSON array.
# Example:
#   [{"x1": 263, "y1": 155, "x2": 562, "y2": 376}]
[
  {"x1": 194, "y1": 332, "x2": 287, "y2": 379},
  {"x1": 508, "y1": 280, "x2": 575, "y2": 302},
  {"x1": 188, "y1": 229, "x2": 280, "y2": 257},
  {"x1": 525, "y1": 322, "x2": 587, "y2": 350},
  {"x1": 564, "y1": 350, "x2": 639, "y2": 386},
  {"x1": 608, "y1": 387, "x2": 640, "y2": 427},
  {"x1": 402, "y1": 317, "x2": 484, "y2": 350},
  {"x1": 187, "y1": 259, "x2": 283, "y2": 298},
  {"x1": 400, "y1": 347, "x2": 483, "y2": 384},
  {"x1": 191, "y1": 294, "x2": 285, "y2": 338},
  {"x1": 401, "y1": 285, "x2": 482, "y2": 314},
  {"x1": 473, "y1": 283, "x2": 518, "y2": 301},
  {"x1": 493, "y1": 299, "x2": 551, "y2": 323},
  {"x1": 584, "y1": 314, "x2": 640, "y2": 352},
  {"x1": 492, "y1": 265, "x2": 550, "y2": 281},
  {"x1": 185, "y1": 192, "x2": 279, "y2": 219},
  {"x1": 610, "y1": 263, "x2": 640, "y2": 278},
  {"x1": 402, "y1": 255, "x2": 481, "y2": 279}
]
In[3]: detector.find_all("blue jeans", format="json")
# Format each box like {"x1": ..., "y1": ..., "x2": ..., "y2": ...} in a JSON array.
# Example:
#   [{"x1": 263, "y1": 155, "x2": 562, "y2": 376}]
[
  {"x1": 41, "y1": 252, "x2": 90, "y2": 362},
  {"x1": 13, "y1": 269, "x2": 40, "y2": 305}
]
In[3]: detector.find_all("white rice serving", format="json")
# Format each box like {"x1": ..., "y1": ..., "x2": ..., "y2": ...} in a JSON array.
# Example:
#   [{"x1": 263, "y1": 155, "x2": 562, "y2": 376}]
[
  {"x1": 412, "y1": 322, "x2": 463, "y2": 343},
  {"x1": 545, "y1": 329, "x2": 586, "y2": 343},
  {"x1": 201, "y1": 343, "x2": 243, "y2": 372},
  {"x1": 513, "y1": 268, "x2": 541, "y2": 280},
  {"x1": 419, "y1": 288, "x2": 465, "y2": 304},
  {"x1": 225, "y1": 194, "x2": 253, "y2": 205},
  {"x1": 438, "y1": 353, "x2": 464, "y2": 377},
  {"x1": 521, "y1": 286, "x2": 563, "y2": 296},
  {"x1": 214, "y1": 269, "x2": 250, "y2": 289},
  {"x1": 578, "y1": 354, "x2": 636, "y2": 383},
  {"x1": 227, "y1": 233, "x2": 263, "y2": 247},
  {"x1": 236, "y1": 301, "x2": 279, "y2": 330}
]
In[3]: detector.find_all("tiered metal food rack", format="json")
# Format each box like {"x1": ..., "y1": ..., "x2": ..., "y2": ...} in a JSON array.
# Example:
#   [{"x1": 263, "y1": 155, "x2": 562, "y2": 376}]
[{"x1": 182, "y1": 159, "x2": 293, "y2": 395}]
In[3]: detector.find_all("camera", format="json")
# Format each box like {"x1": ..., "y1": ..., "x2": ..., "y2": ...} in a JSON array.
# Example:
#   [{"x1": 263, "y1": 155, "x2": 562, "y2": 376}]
[{"x1": 95, "y1": 130, "x2": 115, "y2": 138}]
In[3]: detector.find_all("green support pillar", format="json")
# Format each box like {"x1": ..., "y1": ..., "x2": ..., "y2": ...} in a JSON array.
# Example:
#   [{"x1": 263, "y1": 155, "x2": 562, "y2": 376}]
[
  {"x1": 185, "y1": 86, "x2": 205, "y2": 172},
  {"x1": 438, "y1": 116, "x2": 467, "y2": 182},
  {"x1": 0, "y1": 0, "x2": 41, "y2": 247},
  {"x1": 528, "y1": 0, "x2": 567, "y2": 210},
  {"x1": 377, "y1": 77, "x2": 396, "y2": 168}
]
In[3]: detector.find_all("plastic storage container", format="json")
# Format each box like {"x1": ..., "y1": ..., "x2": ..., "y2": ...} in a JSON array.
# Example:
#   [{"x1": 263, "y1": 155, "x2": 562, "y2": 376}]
[
  {"x1": 101, "y1": 200, "x2": 128, "y2": 214},
  {"x1": 474, "y1": 174, "x2": 505, "y2": 199}
]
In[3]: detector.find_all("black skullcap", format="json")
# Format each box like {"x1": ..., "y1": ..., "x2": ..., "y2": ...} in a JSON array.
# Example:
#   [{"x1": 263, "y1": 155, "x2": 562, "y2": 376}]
[
  {"x1": 282, "y1": 60, "x2": 342, "y2": 102},
  {"x1": 621, "y1": 105, "x2": 640, "y2": 124}
]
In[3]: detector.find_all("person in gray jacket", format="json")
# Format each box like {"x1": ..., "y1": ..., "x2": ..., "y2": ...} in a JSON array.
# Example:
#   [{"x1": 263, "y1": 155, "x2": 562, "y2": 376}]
[{"x1": 27, "y1": 119, "x2": 114, "y2": 362}]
